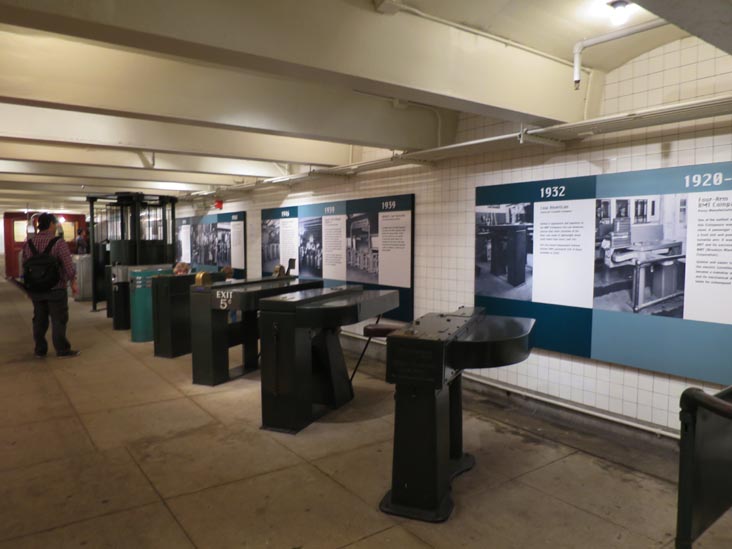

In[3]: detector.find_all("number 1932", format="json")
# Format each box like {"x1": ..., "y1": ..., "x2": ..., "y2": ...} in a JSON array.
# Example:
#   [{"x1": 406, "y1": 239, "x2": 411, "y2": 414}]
[{"x1": 540, "y1": 186, "x2": 566, "y2": 199}]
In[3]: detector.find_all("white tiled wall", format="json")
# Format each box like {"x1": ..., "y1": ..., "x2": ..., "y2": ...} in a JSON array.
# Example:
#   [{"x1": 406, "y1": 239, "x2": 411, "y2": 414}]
[{"x1": 183, "y1": 37, "x2": 732, "y2": 434}]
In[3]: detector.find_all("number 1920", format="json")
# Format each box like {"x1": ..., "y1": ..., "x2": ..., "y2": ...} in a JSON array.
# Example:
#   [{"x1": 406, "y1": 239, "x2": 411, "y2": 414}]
[{"x1": 685, "y1": 173, "x2": 725, "y2": 188}]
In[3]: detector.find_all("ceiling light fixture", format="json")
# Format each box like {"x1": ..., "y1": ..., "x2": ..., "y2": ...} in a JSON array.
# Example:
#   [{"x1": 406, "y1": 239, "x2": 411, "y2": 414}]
[{"x1": 608, "y1": 0, "x2": 631, "y2": 26}]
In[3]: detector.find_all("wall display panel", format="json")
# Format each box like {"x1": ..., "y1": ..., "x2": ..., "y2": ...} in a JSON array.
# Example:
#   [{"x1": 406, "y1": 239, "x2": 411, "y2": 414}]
[
  {"x1": 475, "y1": 163, "x2": 732, "y2": 384},
  {"x1": 261, "y1": 194, "x2": 414, "y2": 321},
  {"x1": 176, "y1": 211, "x2": 246, "y2": 277}
]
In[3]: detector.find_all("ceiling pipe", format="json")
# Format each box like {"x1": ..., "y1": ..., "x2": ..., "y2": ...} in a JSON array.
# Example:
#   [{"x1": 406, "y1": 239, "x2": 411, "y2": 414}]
[
  {"x1": 190, "y1": 93, "x2": 732, "y2": 193},
  {"x1": 374, "y1": 0, "x2": 584, "y2": 72},
  {"x1": 573, "y1": 18, "x2": 670, "y2": 89}
]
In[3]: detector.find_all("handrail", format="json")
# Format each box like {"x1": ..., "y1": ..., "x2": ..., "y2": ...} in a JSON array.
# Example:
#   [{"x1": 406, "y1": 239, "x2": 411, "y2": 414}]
[{"x1": 680, "y1": 387, "x2": 732, "y2": 420}]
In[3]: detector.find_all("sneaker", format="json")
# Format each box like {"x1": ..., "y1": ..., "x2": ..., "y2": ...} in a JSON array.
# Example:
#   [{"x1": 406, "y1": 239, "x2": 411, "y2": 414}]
[
  {"x1": 57, "y1": 350, "x2": 81, "y2": 359},
  {"x1": 34, "y1": 352, "x2": 46, "y2": 359}
]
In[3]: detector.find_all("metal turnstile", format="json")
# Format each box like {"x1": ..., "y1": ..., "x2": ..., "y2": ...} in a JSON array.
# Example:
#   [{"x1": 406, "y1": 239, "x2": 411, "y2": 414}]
[
  {"x1": 72, "y1": 254, "x2": 93, "y2": 301},
  {"x1": 676, "y1": 386, "x2": 732, "y2": 548},
  {"x1": 380, "y1": 308, "x2": 535, "y2": 522},
  {"x1": 130, "y1": 268, "x2": 173, "y2": 342},
  {"x1": 151, "y1": 272, "x2": 225, "y2": 358},
  {"x1": 190, "y1": 277, "x2": 323, "y2": 386},
  {"x1": 258, "y1": 285, "x2": 399, "y2": 433}
]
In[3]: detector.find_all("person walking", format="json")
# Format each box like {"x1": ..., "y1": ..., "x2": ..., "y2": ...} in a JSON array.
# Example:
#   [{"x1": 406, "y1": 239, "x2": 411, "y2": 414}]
[
  {"x1": 22, "y1": 213, "x2": 80, "y2": 358},
  {"x1": 75, "y1": 227, "x2": 89, "y2": 254}
]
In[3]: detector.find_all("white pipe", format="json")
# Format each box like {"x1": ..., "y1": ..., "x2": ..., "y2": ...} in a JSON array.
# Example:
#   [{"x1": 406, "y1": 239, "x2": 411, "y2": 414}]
[
  {"x1": 392, "y1": 3, "x2": 585, "y2": 72},
  {"x1": 573, "y1": 18, "x2": 669, "y2": 89}
]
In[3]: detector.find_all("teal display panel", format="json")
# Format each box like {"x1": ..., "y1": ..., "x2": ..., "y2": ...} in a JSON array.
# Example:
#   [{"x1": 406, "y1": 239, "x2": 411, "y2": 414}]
[
  {"x1": 261, "y1": 194, "x2": 415, "y2": 321},
  {"x1": 175, "y1": 211, "x2": 246, "y2": 279},
  {"x1": 475, "y1": 164, "x2": 732, "y2": 385}
]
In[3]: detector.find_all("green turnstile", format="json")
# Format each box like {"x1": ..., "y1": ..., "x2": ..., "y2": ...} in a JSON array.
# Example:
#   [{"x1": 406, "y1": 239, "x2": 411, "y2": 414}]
[{"x1": 130, "y1": 268, "x2": 172, "y2": 342}]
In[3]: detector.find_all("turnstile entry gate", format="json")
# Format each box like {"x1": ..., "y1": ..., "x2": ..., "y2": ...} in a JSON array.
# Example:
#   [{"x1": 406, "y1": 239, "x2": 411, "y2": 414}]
[
  {"x1": 379, "y1": 307, "x2": 535, "y2": 522},
  {"x1": 676, "y1": 386, "x2": 732, "y2": 548},
  {"x1": 258, "y1": 285, "x2": 399, "y2": 433},
  {"x1": 152, "y1": 272, "x2": 225, "y2": 358},
  {"x1": 190, "y1": 277, "x2": 323, "y2": 386}
]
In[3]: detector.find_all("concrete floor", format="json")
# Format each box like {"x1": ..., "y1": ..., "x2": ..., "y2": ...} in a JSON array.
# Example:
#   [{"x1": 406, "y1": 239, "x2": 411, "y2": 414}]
[{"x1": 1, "y1": 277, "x2": 731, "y2": 548}]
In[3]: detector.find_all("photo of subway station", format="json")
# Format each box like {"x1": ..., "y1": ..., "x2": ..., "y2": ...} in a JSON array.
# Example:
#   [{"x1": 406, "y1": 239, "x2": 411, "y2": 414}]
[
  {"x1": 475, "y1": 203, "x2": 534, "y2": 301},
  {"x1": 346, "y1": 212, "x2": 379, "y2": 284},
  {"x1": 260, "y1": 219, "x2": 281, "y2": 274},
  {"x1": 2, "y1": 2, "x2": 732, "y2": 547},
  {"x1": 593, "y1": 195, "x2": 688, "y2": 317},
  {"x1": 298, "y1": 216, "x2": 323, "y2": 278}
]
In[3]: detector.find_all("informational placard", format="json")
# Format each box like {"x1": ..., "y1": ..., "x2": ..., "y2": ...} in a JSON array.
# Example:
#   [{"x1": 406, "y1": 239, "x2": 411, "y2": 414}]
[
  {"x1": 475, "y1": 163, "x2": 732, "y2": 384},
  {"x1": 176, "y1": 211, "x2": 246, "y2": 277},
  {"x1": 261, "y1": 194, "x2": 414, "y2": 321}
]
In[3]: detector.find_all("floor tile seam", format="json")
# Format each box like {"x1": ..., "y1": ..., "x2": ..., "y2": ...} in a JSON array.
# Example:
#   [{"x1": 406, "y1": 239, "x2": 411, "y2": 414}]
[
  {"x1": 76, "y1": 395, "x2": 200, "y2": 417},
  {"x1": 126, "y1": 346, "x2": 193, "y2": 399},
  {"x1": 0, "y1": 500, "x2": 162, "y2": 545},
  {"x1": 280, "y1": 433, "x2": 394, "y2": 463},
  {"x1": 336, "y1": 524, "x2": 434, "y2": 549},
  {"x1": 46, "y1": 358, "x2": 101, "y2": 453},
  {"x1": 499, "y1": 449, "x2": 581, "y2": 485},
  {"x1": 0, "y1": 446, "x2": 99, "y2": 476},
  {"x1": 512, "y1": 477, "x2": 672, "y2": 545},
  {"x1": 160, "y1": 460, "x2": 310, "y2": 503},
  {"x1": 123, "y1": 446, "x2": 200, "y2": 549},
  {"x1": 463, "y1": 407, "x2": 679, "y2": 487},
  {"x1": 0, "y1": 411, "x2": 78, "y2": 429}
]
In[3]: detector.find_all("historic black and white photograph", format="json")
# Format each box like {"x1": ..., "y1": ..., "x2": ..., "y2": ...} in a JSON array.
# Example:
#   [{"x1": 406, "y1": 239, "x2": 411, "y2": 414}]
[
  {"x1": 346, "y1": 212, "x2": 379, "y2": 284},
  {"x1": 475, "y1": 203, "x2": 534, "y2": 301},
  {"x1": 191, "y1": 223, "x2": 218, "y2": 266},
  {"x1": 261, "y1": 219, "x2": 281, "y2": 274},
  {"x1": 593, "y1": 194, "x2": 688, "y2": 318},
  {"x1": 298, "y1": 217, "x2": 323, "y2": 278},
  {"x1": 214, "y1": 222, "x2": 231, "y2": 268}
]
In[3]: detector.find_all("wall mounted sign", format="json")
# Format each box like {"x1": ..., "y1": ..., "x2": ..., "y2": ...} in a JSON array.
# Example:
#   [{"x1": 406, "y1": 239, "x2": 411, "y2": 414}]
[
  {"x1": 262, "y1": 194, "x2": 414, "y2": 321},
  {"x1": 475, "y1": 162, "x2": 732, "y2": 384},
  {"x1": 176, "y1": 211, "x2": 246, "y2": 277}
]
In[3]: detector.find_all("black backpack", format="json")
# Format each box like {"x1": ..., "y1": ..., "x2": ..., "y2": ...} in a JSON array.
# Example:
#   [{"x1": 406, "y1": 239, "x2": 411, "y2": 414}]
[{"x1": 23, "y1": 237, "x2": 62, "y2": 292}]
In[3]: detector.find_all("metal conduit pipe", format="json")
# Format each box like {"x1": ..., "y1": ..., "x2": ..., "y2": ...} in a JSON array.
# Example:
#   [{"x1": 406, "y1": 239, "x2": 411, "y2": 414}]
[{"x1": 573, "y1": 18, "x2": 670, "y2": 89}]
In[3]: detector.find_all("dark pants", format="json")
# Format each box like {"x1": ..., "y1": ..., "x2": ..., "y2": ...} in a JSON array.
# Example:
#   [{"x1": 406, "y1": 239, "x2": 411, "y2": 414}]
[{"x1": 31, "y1": 289, "x2": 71, "y2": 355}]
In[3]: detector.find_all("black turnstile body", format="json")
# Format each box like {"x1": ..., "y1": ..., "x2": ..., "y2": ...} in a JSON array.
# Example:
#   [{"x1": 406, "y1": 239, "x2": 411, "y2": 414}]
[
  {"x1": 676, "y1": 386, "x2": 732, "y2": 548},
  {"x1": 152, "y1": 273, "x2": 225, "y2": 358},
  {"x1": 112, "y1": 282, "x2": 131, "y2": 330},
  {"x1": 259, "y1": 285, "x2": 399, "y2": 433},
  {"x1": 190, "y1": 277, "x2": 323, "y2": 386},
  {"x1": 380, "y1": 308, "x2": 535, "y2": 522}
]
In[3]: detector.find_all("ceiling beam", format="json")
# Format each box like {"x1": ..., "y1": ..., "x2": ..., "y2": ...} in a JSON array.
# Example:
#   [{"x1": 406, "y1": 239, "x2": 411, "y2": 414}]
[
  {"x1": 0, "y1": 0, "x2": 591, "y2": 124},
  {"x1": 0, "y1": 159, "x2": 242, "y2": 187},
  {"x1": 0, "y1": 24, "x2": 448, "y2": 150},
  {"x1": 0, "y1": 103, "x2": 352, "y2": 166},
  {"x1": 0, "y1": 173, "x2": 211, "y2": 194},
  {"x1": 635, "y1": 0, "x2": 732, "y2": 55},
  {"x1": 0, "y1": 185, "x2": 182, "y2": 198},
  {"x1": 0, "y1": 140, "x2": 290, "y2": 178}
]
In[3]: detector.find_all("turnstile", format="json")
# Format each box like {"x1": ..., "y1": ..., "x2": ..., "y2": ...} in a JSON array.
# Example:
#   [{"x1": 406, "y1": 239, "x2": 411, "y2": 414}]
[
  {"x1": 72, "y1": 254, "x2": 93, "y2": 301},
  {"x1": 151, "y1": 272, "x2": 225, "y2": 358},
  {"x1": 108, "y1": 263, "x2": 171, "y2": 329},
  {"x1": 130, "y1": 268, "x2": 173, "y2": 342},
  {"x1": 380, "y1": 308, "x2": 535, "y2": 522},
  {"x1": 676, "y1": 386, "x2": 732, "y2": 548},
  {"x1": 258, "y1": 285, "x2": 399, "y2": 433},
  {"x1": 190, "y1": 277, "x2": 323, "y2": 386}
]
